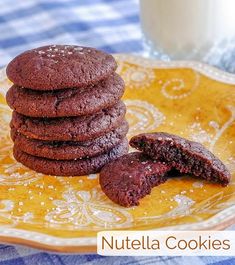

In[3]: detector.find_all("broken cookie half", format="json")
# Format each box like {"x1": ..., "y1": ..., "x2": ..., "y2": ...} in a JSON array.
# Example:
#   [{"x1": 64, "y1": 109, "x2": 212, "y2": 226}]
[
  {"x1": 130, "y1": 132, "x2": 231, "y2": 186},
  {"x1": 100, "y1": 152, "x2": 171, "y2": 207},
  {"x1": 100, "y1": 132, "x2": 231, "y2": 207}
]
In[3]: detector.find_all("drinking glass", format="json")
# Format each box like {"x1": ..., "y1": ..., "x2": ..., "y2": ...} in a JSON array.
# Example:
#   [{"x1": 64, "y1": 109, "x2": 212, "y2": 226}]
[{"x1": 140, "y1": 0, "x2": 235, "y2": 72}]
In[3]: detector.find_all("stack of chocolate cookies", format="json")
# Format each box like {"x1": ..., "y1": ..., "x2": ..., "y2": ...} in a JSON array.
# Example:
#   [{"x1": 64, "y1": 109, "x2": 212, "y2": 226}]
[{"x1": 6, "y1": 45, "x2": 128, "y2": 176}]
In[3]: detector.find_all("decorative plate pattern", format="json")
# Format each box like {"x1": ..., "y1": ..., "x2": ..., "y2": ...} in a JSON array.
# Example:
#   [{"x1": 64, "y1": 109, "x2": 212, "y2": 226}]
[{"x1": 0, "y1": 55, "x2": 234, "y2": 252}]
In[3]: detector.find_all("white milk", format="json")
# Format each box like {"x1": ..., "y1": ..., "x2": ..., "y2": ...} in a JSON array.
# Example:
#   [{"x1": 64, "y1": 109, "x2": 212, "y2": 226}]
[{"x1": 140, "y1": 0, "x2": 235, "y2": 60}]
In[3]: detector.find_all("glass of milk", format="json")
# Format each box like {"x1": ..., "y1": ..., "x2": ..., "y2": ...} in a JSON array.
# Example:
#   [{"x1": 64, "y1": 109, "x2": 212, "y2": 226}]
[{"x1": 140, "y1": 0, "x2": 235, "y2": 72}]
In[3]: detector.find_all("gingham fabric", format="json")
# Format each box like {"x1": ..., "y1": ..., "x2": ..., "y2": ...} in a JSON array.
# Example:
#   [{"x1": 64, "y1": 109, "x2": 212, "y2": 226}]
[
  {"x1": 0, "y1": 0, "x2": 142, "y2": 68},
  {"x1": 0, "y1": 0, "x2": 234, "y2": 264},
  {"x1": 0, "y1": 244, "x2": 235, "y2": 265}
]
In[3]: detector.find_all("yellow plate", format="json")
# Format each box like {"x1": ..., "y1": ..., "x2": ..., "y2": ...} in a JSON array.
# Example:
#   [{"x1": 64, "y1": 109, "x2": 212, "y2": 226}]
[{"x1": 0, "y1": 55, "x2": 234, "y2": 253}]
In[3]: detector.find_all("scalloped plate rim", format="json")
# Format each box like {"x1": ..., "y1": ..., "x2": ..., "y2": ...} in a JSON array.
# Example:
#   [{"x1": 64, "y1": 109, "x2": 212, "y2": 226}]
[
  {"x1": 114, "y1": 54, "x2": 235, "y2": 84},
  {"x1": 0, "y1": 55, "x2": 234, "y2": 252}
]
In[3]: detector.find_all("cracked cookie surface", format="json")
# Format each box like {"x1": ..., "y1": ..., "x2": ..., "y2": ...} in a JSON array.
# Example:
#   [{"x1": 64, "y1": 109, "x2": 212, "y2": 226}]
[
  {"x1": 11, "y1": 120, "x2": 129, "y2": 160},
  {"x1": 13, "y1": 138, "x2": 129, "y2": 176},
  {"x1": 100, "y1": 152, "x2": 171, "y2": 207},
  {"x1": 6, "y1": 73, "x2": 124, "y2": 117},
  {"x1": 6, "y1": 45, "x2": 117, "y2": 90},
  {"x1": 11, "y1": 101, "x2": 126, "y2": 141}
]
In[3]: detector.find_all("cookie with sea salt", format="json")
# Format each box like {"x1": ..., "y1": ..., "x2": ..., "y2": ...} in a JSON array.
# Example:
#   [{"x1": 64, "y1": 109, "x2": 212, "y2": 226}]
[{"x1": 6, "y1": 45, "x2": 117, "y2": 90}]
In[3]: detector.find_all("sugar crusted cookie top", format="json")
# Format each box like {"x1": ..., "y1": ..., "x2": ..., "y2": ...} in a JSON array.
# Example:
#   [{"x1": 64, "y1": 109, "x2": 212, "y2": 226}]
[{"x1": 6, "y1": 45, "x2": 117, "y2": 90}]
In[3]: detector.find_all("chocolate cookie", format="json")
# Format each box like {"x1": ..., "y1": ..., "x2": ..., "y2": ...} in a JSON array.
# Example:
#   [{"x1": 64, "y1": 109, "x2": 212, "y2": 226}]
[
  {"x1": 6, "y1": 45, "x2": 117, "y2": 90},
  {"x1": 11, "y1": 101, "x2": 126, "y2": 141},
  {"x1": 130, "y1": 132, "x2": 231, "y2": 186},
  {"x1": 11, "y1": 120, "x2": 129, "y2": 160},
  {"x1": 13, "y1": 138, "x2": 128, "y2": 176},
  {"x1": 100, "y1": 152, "x2": 171, "y2": 207},
  {"x1": 6, "y1": 73, "x2": 125, "y2": 117}
]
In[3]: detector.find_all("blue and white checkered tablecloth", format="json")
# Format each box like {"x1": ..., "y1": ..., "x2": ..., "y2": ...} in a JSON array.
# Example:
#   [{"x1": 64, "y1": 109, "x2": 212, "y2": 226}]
[
  {"x1": 0, "y1": 0, "x2": 234, "y2": 264},
  {"x1": 0, "y1": 0, "x2": 142, "y2": 68}
]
